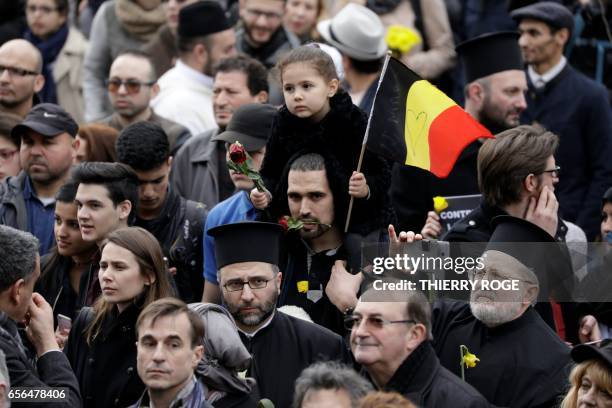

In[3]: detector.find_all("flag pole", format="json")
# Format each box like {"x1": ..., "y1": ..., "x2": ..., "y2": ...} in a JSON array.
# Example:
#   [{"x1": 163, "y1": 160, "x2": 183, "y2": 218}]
[{"x1": 344, "y1": 52, "x2": 392, "y2": 233}]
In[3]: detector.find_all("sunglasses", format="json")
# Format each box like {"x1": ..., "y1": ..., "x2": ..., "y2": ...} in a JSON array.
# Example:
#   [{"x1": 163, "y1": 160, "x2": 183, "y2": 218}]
[{"x1": 105, "y1": 78, "x2": 155, "y2": 94}]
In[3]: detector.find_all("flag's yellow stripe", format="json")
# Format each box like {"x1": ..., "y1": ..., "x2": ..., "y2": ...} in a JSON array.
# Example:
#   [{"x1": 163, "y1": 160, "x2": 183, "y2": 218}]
[{"x1": 404, "y1": 80, "x2": 456, "y2": 169}]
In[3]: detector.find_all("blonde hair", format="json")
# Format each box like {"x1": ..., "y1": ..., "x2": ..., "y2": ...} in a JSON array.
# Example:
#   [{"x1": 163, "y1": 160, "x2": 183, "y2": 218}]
[{"x1": 560, "y1": 359, "x2": 612, "y2": 408}]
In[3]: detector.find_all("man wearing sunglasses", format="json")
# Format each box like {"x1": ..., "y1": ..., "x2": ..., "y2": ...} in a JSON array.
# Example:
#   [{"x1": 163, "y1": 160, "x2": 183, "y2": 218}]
[
  {"x1": 0, "y1": 39, "x2": 45, "y2": 118},
  {"x1": 349, "y1": 288, "x2": 488, "y2": 407},
  {"x1": 99, "y1": 50, "x2": 191, "y2": 155},
  {"x1": 209, "y1": 221, "x2": 350, "y2": 408}
]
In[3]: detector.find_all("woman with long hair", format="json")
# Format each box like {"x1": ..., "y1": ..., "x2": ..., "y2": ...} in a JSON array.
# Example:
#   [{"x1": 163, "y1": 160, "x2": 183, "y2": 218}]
[
  {"x1": 38, "y1": 180, "x2": 98, "y2": 324},
  {"x1": 64, "y1": 226, "x2": 174, "y2": 408}
]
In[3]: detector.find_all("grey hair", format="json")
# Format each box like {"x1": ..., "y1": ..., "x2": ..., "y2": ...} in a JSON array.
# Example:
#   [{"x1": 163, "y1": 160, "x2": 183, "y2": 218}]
[
  {"x1": 292, "y1": 362, "x2": 373, "y2": 408},
  {"x1": 0, "y1": 226, "x2": 38, "y2": 292}
]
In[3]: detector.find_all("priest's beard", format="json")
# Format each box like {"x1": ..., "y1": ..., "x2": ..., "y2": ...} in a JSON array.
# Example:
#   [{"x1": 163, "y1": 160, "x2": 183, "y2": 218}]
[
  {"x1": 227, "y1": 286, "x2": 278, "y2": 327},
  {"x1": 470, "y1": 289, "x2": 524, "y2": 327},
  {"x1": 478, "y1": 97, "x2": 521, "y2": 135}
]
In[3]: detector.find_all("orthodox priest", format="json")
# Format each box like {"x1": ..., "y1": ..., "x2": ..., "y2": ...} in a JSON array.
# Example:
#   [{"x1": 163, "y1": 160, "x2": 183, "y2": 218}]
[
  {"x1": 432, "y1": 215, "x2": 571, "y2": 408},
  {"x1": 208, "y1": 221, "x2": 351, "y2": 407}
]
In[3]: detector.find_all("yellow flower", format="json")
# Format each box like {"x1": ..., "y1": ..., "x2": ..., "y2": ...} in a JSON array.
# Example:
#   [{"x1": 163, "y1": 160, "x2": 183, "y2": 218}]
[
  {"x1": 385, "y1": 25, "x2": 421, "y2": 54},
  {"x1": 462, "y1": 351, "x2": 480, "y2": 368},
  {"x1": 297, "y1": 280, "x2": 309, "y2": 293},
  {"x1": 433, "y1": 196, "x2": 448, "y2": 213}
]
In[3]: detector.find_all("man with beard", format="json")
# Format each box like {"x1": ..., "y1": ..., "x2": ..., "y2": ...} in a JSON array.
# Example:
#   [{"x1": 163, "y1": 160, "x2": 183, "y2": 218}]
[
  {"x1": 99, "y1": 51, "x2": 191, "y2": 155},
  {"x1": 276, "y1": 152, "x2": 352, "y2": 335},
  {"x1": 201, "y1": 103, "x2": 275, "y2": 304},
  {"x1": 209, "y1": 221, "x2": 350, "y2": 408},
  {"x1": 170, "y1": 55, "x2": 269, "y2": 207},
  {"x1": 116, "y1": 121, "x2": 207, "y2": 303},
  {"x1": 392, "y1": 32, "x2": 527, "y2": 234},
  {"x1": 0, "y1": 103, "x2": 77, "y2": 254},
  {"x1": 236, "y1": 0, "x2": 300, "y2": 69},
  {"x1": 0, "y1": 39, "x2": 45, "y2": 118},
  {"x1": 432, "y1": 215, "x2": 571, "y2": 408},
  {"x1": 152, "y1": 1, "x2": 237, "y2": 136}
]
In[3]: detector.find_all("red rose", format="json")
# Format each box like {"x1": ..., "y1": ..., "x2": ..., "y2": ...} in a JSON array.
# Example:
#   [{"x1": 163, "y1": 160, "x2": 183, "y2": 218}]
[
  {"x1": 229, "y1": 142, "x2": 247, "y2": 164},
  {"x1": 278, "y1": 217, "x2": 289, "y2": 232}
]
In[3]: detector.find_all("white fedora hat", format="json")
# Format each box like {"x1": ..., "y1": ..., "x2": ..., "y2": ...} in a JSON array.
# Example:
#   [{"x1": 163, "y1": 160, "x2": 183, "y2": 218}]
[{"x1": 317, "y1": 3, "x2": 387, "y2": 61}]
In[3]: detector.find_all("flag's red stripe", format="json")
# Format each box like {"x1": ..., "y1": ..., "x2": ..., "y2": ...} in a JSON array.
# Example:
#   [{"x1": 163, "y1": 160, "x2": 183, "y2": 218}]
[{"x1": 428, "y1": 105, "x2": 493, "y2": 178}]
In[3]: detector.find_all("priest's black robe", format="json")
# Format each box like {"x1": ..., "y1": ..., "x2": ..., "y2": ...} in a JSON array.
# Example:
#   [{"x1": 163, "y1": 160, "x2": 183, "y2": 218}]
[
  {"x1": 432, "y1": 299, "x2": 571, "y2": 408},
  {"x1": 239, "y1": 311, "x2": 351, "y2": 408}
]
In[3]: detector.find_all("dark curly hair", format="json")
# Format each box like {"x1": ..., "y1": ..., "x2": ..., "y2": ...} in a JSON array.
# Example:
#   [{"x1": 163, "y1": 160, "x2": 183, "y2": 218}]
[{"x1": 116, "y1": 121, "x2": 169, "y2": 171}]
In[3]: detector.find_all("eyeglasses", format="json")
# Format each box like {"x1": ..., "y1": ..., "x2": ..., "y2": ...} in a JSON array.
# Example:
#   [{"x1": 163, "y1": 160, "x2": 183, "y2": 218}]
[
  {"x1": 105, "y1": 78, "x2": 155, "y2": 94},
  {"x1": 223, "y1": 277, "x2": 271, "y2": 292},
  {"x1": 0, "y1": 65, "x2": 39, "y2": 77},
  {"x1": 26, "y1": 5, "x2": 59, "y2": 14},
  {"x1": 245, "y1": 8, "x2": 282, "y2": 21},
  {"x1": 537, "y1": 165, "x2": 561, "y2": 178},
  {"x1": 0, "y1": 149, "x2": 17, "y2": 162},
  {"x1": 343, "y1": 315, "x2": 416, "y2": 330},
  {"x1": 161, "y1": 0, "x2": 189, "y2": 4}
]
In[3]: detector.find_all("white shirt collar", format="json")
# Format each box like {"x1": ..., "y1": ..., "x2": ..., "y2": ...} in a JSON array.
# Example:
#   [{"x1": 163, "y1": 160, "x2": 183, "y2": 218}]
[
  {"x1": 175, "y1": 59, "x2": 214, "y2": 89},
  {"x1": 528, "y1": 56, "x2": 567, "y2": 89}
]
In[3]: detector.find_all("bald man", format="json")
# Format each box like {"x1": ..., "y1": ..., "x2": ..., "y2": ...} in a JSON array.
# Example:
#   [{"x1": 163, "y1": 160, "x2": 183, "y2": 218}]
[{"x1": 0, "y1": 39, "x2": 45, "y2": 118}]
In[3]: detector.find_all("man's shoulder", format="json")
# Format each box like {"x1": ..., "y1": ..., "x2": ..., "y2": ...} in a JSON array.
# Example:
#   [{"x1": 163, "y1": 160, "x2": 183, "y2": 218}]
[
  {"x1": 277, "y1": 311, "x2": 343, "y2": 344},
  {"x1": 207, "y1": 192, "x2": 249, "y2": 220},
  {"x1": 151, "y1": 112, "x2": 190, "y2": 134},
  {"x1": 433, "y1": 365, "x2": 490, "y2": 407},
  {"x1": 442, "y1": 206, "x2": 491, "y2": 242},
  {"x1": 174, "y1": 129, "x2": 218, "y2": 161},
  {"x1": 0, "y1": 173, "x2": 26, "y2": 201}
]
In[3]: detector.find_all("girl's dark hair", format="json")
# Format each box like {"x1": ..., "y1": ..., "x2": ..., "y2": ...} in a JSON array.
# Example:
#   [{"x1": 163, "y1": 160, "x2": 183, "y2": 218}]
[
  {"x1": 604, "y1": 187, "x2": 612, "y2": 206},
  {"x1": 77, "y1": 124, "x2": 118, "y2": 163},
  {"x1": 277, "y1": 45, "x2": 338, "y2": 82},
  {"x1": 85, "y1": 227, "x2": 174, "y2": 345}
]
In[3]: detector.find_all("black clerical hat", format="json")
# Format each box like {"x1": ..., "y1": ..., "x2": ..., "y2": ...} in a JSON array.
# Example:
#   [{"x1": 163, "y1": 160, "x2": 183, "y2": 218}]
[
  {"x1": 571, "y1": 340, "x2": 612, "y2": 370},
  {"x1": 208, "y1": 222, "x2": 284, "y2": 269},
  {"x1": 456, "y1": 32, "x2": 524, "y2": 83},
  {"x1": 178, "y1": 1, "x2": 230, "y2": 39}
]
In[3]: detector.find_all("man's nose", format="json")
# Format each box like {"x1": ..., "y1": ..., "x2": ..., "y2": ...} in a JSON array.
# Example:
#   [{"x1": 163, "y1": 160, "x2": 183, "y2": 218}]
[{"x1": 240, "y1": 283, "x2": 255, "y2": 302}]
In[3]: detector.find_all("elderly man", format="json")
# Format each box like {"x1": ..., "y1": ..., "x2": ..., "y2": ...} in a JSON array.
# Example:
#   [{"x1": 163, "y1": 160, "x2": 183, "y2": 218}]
[
  {"x1": 512, "y1": 2, "x2": 612, "y2": 240},
  {"x1": 0, "y1": 225, "x2": 81, "y2": 407},
  {"x1": 209, "y1": 221, "x2": 350, "y2": 408},
  {"x1": 152, "y1": 1, "x2": 237, "y2": 136},
  {"x1": 0, "y1": 103, "x2": 77, "y2": 254},
  {"x1": 170, "y1": 55, "x2": 269, "y2": 207},
  {"x1": 349, "y1": 287, "x2": 488, "y2": 407},
  {"x1": 0, "y1": 39, "x2": 44, "y2": 118},
  {"x1": 132, "y1": 298, "x2": 212, "y2": 408},
  {"x1": 99, "y1": 51, "x2": 191, "y2": 155},
  {"x1": 433, "y1": 215, "x2": 571, "y2": 407}
]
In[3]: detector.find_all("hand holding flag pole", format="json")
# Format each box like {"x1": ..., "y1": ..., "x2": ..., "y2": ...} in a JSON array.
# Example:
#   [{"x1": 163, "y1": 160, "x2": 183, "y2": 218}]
[{"x1": 344, "y1": 54, "x2": 493, "y2": 233}]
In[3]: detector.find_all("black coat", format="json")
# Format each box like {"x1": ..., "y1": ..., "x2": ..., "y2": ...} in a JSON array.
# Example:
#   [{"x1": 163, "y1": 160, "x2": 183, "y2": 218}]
[
  {"x1": 260, "y1": 89, "x2": 395, "y2": 235},
  {"x1": 433, "y1": 299, "x2": 571, "y2": 408},
  {"x1": 522, "y1": 64, "x2": 612, "y2": 240},
  {"x1": 64, "y1": 305, "x2": 145, "y2": 408},
  {"x1": 238, "y1": 311, "x2": 351, "y2": 408},
  {"x1": 376, "y1": 341, "x2": 489, "y2": 408},
  {"x1": 0, "y1": 312, "x2": 82, "y2": 408}
]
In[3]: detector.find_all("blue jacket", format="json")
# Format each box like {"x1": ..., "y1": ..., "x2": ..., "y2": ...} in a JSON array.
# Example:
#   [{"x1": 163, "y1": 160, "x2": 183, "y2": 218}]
[{"x1": 522, "y1": 64, "x2": 612, "y2": 240}]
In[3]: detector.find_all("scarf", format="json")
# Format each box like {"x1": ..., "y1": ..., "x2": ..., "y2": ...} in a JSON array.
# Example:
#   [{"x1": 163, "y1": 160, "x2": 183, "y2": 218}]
[
  {"x1": 115, "y1": 0, "x2": 165, "y2": 42},
  {"x1": 24, "y1": 23, "x2": 69, "y2": 104}
]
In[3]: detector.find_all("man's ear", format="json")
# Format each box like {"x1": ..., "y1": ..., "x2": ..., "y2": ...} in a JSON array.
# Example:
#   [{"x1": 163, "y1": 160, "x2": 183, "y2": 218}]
[
  {"x1": 193, "y1": 344, "x2": 204, "y2": 367},
  {"x1": 166, "y1": 156, "x2": 173, "y2": 168},
  {"x1": 467, "y1": 82, "x2": 485, "y2": 107},
  {"x1": 555, "y1": 27, "x2": 570, "y2": 47},
  {"x1": 276, "y1": 271, "x2": 283, "y2": 295},
  {"x1": 71, "y1": 137, "x2": 80, "y2": 162},
  {"x1": 33, "y1": 74, "x2": 45, "y2": 93},
  {"x1": 150, "y1": 83, "x2": 160, "y2": 99},
  {"x1": 9, "y1": 279, "x2": 25, "y2": 306},
  {"x1": 406, "y1": 323, "x2": 427, "y2": 350},
  {"x1": 117, "y1": 200, "x2": 132, "y2": 221},
  {"x1": 254, "y1": 90, "x2": 268, "y2": 103},
  {"x1": 523, "y1": 283, "x2": 539, "y2": 306},
  {"x1": 523, "y1": 173, "x2": 539, "y2": 194}
]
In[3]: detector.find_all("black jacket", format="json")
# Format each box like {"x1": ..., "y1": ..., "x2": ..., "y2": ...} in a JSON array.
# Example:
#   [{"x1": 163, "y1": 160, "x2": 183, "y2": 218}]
[
  {"x1": 0, "y1": 312, "x2": 82, "y2": 407},
  {"x1": 260, "y1": 89, "x2": 395, "y2": 235},
  {"x1": 64, "y1": 305, "x2": 145, "y2": 408},
  {"x1": 135, "y1": 188, "x2": 207, "y2": 302},
  {"x1": 377, "y1": 341, "x2": 489, "y2": 408}
]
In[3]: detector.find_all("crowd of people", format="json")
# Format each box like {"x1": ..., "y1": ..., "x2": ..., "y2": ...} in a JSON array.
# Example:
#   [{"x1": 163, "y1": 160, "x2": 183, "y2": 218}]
[{"x1": 0, "y1": 0, "x2": 612, "y2": 407}]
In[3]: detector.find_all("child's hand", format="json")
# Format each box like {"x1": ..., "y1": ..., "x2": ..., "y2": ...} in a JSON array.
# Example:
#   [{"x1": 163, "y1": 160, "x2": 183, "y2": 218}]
[
  {"x1": 349, "y1": 171, "x2": 369, "y2": 199},
  {"x1": 250, "y1": 188, "x2": 271, "y2": 209}
]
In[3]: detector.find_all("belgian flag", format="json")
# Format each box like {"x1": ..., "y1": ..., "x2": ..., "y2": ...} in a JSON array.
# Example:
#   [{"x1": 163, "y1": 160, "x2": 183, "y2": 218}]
[{"x1": 365, "y1": 57, "x2": 493, "y2": 178}]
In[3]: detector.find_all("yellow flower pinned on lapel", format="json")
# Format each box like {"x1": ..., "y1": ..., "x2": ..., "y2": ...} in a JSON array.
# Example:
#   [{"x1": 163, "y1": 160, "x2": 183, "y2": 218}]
[{"x1": 297, "y1": 281, "x2": 309, "y2": 293}]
